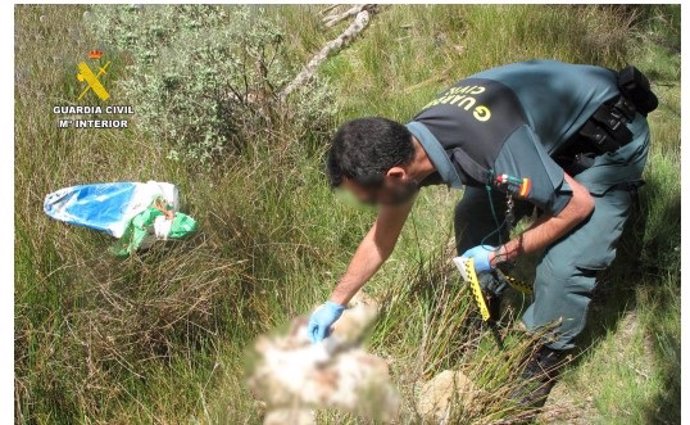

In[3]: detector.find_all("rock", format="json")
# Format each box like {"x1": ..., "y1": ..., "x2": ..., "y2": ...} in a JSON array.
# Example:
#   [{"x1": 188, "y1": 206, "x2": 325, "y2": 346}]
[{"x1": 417, "y1": 369, "x2": 480, "y2": 424}]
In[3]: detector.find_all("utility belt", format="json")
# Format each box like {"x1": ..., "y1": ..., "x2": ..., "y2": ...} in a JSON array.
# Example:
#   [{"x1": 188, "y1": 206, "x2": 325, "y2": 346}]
[{"x1": 556, "y1": 65, "x2": 658, "y2": 176}]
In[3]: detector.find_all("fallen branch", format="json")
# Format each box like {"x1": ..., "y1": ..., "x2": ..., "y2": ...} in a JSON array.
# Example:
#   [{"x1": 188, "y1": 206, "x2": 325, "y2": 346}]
[
  {"x1": 323, "y1": 4, "x2": 374, "y2": 28},
  {"x1": 279, "y1": 9, "x2": 373, "y2": 100},
  {"x1": 318, "y1": 4, "x2": 340, "y2": 17}
]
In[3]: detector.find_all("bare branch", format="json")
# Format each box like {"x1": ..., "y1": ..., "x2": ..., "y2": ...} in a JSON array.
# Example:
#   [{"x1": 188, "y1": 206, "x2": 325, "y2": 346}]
[
  {"x1": 318, "y1": 4, "x2": 341, "y2": 16},
  {"x1": 322, "y1": 4, "x2": 374, "y2": 28},
  {"x1": 280, "y1": 10, "x2": 373, "y2": 100}
]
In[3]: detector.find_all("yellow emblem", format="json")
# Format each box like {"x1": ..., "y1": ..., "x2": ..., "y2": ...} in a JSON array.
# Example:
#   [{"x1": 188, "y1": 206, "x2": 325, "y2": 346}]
[{"x1": 77, "y1": 61, "x2": 111, "y2": 101}]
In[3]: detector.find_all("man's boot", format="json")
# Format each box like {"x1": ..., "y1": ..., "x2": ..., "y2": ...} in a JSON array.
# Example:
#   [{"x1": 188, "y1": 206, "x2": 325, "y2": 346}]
[{"x1": 511, "y1": 345, "x2": 568, "y2": 409}]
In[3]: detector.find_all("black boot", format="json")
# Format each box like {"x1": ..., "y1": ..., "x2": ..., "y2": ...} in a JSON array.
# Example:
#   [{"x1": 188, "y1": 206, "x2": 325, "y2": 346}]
[{"x1": 511, "y1": 345, "x2": 568, "y2": 409}]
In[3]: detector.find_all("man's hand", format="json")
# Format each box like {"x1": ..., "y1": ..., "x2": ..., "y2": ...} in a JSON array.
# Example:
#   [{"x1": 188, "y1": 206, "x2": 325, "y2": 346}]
[
  {"x1": 308, "y1": 301, "x2": 346, "y2": 343},
  {"x1": 461, "y1": 245, "x2": 497, "y2": 273}
]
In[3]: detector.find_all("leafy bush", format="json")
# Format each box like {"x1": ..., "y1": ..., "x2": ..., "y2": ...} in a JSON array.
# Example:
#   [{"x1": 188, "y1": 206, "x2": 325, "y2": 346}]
[{"x1": 91, "y1": 5, "x2": 334, "y2": 163}]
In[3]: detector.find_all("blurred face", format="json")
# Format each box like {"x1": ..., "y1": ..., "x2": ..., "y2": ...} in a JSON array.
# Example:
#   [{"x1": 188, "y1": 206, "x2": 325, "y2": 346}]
[{"x1": 342, "y1": 167, "x2": 419, "y2": 206}]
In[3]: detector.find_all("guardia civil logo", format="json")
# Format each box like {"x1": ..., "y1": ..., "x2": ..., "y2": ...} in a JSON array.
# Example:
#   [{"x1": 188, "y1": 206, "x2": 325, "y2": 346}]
[
  {"x1": 52, "y1": 50, "x2": 134, "y2": 129},
  {"x1": 76, "y1": 49, "x2": 111, "y2": 101}
]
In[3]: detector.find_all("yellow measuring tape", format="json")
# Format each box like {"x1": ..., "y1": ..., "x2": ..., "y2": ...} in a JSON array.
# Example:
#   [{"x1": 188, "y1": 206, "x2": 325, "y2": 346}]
[
  {"x1": 452, "y1": 257, "x2": 533, "y2": 322},
  {"x1": 452, "y1": 256, "x2": 491, "y2": 321},
  {"x1": 500, "y1": 272, "x2": 533, "y2": 295}
]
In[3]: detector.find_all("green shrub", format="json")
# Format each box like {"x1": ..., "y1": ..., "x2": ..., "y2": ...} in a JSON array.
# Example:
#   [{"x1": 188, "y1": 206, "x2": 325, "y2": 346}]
[{"x1": 90, "y1": 5, "x2": 334, "y2": 163}]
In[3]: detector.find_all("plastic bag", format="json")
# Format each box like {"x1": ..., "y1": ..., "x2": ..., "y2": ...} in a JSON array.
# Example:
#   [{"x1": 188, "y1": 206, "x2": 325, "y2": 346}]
[
  {"x1": 110, "y1": 204, "x2": 197, "y2": 257},
  {"x1": 44, "y1": 181, "x2": 197, "y2": 256}
]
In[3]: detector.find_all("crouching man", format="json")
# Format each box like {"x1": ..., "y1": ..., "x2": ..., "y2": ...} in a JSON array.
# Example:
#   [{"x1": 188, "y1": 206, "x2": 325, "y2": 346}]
[{"x1": 308, "y1": 60, "x2": 655, "y2": 407}]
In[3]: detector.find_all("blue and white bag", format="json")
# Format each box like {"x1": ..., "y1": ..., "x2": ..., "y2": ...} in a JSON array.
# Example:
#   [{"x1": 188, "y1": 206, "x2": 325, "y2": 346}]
[{"x1": 43, "y1": 181, "x2": 179, "y2": 238}]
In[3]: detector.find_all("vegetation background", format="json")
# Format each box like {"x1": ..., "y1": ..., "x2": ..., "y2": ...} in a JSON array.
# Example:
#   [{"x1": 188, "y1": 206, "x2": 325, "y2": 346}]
[{"x1": 15, "y1": 4, "x2": 680, "y2": 424}]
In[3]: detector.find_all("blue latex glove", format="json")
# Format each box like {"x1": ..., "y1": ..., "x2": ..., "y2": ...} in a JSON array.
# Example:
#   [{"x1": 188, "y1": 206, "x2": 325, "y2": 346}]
[
  {"x1": 308, "y1": 301, "x2": 345, "y2": 343},
  {"x1": 462, "y1": 245, "x2": 497, "y2": 273}
]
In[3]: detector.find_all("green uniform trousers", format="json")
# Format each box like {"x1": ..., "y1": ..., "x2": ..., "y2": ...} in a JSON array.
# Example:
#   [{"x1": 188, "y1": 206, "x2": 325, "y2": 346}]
[{"x1": 454, "y1": 113, "x2": 650, "y2": 350}]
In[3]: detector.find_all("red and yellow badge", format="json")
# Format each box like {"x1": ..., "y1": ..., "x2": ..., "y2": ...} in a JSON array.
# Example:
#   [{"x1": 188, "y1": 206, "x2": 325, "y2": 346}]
[{"x1": 494, "y1": 173, "x2": 532, "y2": 199}]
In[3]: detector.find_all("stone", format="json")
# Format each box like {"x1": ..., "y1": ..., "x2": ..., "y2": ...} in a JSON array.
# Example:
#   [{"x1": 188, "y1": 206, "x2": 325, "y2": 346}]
[{"x1": 417, "y1": 369, "x2": 480, "y2": 424}]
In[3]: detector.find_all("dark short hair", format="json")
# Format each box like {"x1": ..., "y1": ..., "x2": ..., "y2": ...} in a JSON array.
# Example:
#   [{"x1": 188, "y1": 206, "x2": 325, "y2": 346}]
[{"x1": 326, "y1": 117, "x2": 414, "y2": 188}]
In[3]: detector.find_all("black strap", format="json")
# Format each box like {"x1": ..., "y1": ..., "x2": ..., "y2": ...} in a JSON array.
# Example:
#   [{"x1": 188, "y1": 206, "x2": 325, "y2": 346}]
[
  {"x1": 612, "y1": 96, "x2": 636, "y2": 121},
  {"x1": 576, "y1": 96, "x2": 634, "y2": 155},
  {"x1": 578, "y1": 120, "x2": 621, "y2": 153},
  {"x1": 591, "y1": 104, "x2": 633, "y2": 143}
]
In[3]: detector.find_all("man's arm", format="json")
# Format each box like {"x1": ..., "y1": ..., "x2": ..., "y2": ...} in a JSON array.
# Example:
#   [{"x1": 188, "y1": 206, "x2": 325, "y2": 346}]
[
  {"x1": 492, "y1": 173, "x2": 594, "y2": 265},
  {"x1": 330, "y1": 198, "x2": 415, "y2": 305}
]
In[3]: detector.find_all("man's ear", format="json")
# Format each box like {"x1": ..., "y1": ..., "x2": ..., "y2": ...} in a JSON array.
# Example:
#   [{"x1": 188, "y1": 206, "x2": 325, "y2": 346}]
[{"x1": 385, "y1": 166, "x2": 407, "y2": 181}]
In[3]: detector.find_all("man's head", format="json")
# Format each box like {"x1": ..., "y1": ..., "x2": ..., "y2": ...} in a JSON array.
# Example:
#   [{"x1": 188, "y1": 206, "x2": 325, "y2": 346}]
[{"x1": 326, "y1": 117, "x2": 420, "y2": 206}]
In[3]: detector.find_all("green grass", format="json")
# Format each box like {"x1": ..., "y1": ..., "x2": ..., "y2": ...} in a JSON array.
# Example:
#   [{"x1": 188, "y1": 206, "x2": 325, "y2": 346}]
[{"x1": 15, "y1": 4, "x2": 680, "y2": 424}]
